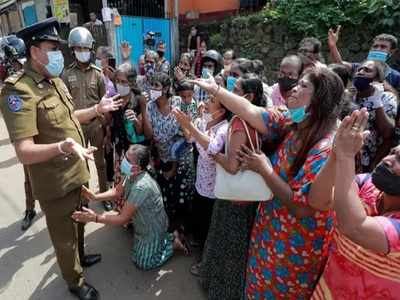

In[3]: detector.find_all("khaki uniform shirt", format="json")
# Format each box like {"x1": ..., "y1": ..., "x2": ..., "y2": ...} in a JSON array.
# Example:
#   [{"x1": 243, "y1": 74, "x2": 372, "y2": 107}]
[
  {"x1": 0, "y1": 63, "x2": 90, "y2": 202},
  {"x1": 62, "y1": 62, "x2": 105, "y2": 110}
]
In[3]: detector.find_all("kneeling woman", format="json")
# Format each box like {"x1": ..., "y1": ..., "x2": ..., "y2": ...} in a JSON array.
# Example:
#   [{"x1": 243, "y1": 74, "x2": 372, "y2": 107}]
[{"x1": 72, "y1": 145, "x2": 188, "y2": 270}]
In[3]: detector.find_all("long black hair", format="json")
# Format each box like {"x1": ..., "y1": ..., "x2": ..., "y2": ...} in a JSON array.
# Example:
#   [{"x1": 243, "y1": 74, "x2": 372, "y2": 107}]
[
  {"x1": 291, "y1": 67, "x2": 344, "y2": 175},
  {"x1": 239, "y1": 73, "x2": 265, "y2": 107}
]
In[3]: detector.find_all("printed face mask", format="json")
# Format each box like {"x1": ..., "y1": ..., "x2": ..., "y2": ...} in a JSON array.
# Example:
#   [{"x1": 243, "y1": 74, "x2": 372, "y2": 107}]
[{"x1": 226, "y1": 76, "x2": 237, "y2": 92}]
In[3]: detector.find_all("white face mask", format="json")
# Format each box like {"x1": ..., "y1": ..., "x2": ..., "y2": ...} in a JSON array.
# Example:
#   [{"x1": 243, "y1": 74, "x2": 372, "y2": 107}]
[
  {"x1": 203, "y1": 109, "x2": 222, "y2": 124},
  {"x1": 116, "y1": 83, "x2": 131, "y2": 97},
  {"x1": 150, "y1": 89, "x2": 163, "y2": 101},
  {"x1": 75, "y1": 51, "x2": 91, "y2": 63}
]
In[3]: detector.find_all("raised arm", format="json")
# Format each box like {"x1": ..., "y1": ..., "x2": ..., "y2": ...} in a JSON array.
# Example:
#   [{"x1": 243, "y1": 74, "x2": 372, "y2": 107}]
[
  {"x1": 189, "y1": 78, "x2": 267, "y2": 135},
  {"x1": 328, "y1": 26, "x2": 352, "y2": 72},
  {"x1": 333, "y1": 110, "x2": 389, "y2": 253},
  {"x1": 74, "y1": 94, "x2": 123, "y2": 124}
]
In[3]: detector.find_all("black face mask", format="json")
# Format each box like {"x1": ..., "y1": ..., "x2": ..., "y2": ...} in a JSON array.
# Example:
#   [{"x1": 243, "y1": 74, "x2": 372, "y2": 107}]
[
  {"x1": 278, "y1": 76, "x2": 298, "y2": 92},
  {"x1": 157, "y1": 51, "x2": 165, "y2": 58},
  {"x1": 371, "y1": 162, "x2": 400, "y2": 196},
  {"x1": 353, "y1": 76, "x2": 373, "y2": 92}
]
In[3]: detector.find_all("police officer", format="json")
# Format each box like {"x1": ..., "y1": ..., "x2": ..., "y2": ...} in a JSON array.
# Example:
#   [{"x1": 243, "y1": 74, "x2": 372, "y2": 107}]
[
  {"x1": 0, "y1": 35, "x2": 39, "y2": 230},
  {"x1": 0, "y1": 18, "x2": 122, "y2": 300},
  {"x1": 62, "y1": 26, "x2": 112, "y2": 211}
]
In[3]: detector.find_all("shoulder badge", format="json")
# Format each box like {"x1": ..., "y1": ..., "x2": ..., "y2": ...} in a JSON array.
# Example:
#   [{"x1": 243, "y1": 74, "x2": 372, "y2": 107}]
[
  {"x1": 4, "y1": 70, "x2": 25, "y2": 85},
  {"x1": 7, "y1": 95, "x2": 23, "y2": 112}
]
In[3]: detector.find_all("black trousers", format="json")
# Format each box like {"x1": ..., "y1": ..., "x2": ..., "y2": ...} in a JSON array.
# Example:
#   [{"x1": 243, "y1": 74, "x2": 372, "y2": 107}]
[{"x1": 191, "y1": 191, "x2": 215, "y2": 248}]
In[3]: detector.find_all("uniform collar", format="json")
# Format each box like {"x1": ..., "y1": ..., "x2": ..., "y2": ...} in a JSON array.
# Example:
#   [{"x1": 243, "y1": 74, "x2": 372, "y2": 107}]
[
  {"x1": 71, "y1": 61, "x2": 92, "y2": 71},
  {"x1": 24, "y1": 61, "x2": 46, "y2": 84}
]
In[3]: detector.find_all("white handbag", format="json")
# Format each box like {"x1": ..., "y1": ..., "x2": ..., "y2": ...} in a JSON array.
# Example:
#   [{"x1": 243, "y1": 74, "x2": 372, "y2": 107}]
[{"x1": 214, "y1": 117, "x2": 273, "y2": 202}]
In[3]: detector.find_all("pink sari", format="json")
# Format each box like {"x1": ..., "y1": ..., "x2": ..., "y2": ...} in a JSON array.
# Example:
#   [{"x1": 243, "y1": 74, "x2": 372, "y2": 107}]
[{"x1": 312, "y1": 175, "x2": 400, "y2": 300}]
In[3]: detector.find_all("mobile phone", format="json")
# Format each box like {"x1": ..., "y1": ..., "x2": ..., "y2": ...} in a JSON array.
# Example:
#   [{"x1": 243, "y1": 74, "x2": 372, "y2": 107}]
[{"x1": 109, "y1": 58, "x2": 116, "y2": 69}]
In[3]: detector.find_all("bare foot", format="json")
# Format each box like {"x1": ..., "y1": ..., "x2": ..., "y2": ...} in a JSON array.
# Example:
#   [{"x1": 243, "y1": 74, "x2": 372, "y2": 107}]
[{"x1": 173, "y1": 230, "x2": 190, "y2": 255}]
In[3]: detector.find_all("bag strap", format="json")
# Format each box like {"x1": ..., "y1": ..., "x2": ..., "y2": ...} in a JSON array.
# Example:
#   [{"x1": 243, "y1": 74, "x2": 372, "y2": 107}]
[{"x1": 225, "y1": 116, "x2": 260, "y2": 154}]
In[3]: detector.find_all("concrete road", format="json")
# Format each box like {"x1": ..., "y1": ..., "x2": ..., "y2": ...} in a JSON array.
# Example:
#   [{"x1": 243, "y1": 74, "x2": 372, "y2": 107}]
[{"x1": 0, "y1": 114, "x2": 207, "y2": 300}]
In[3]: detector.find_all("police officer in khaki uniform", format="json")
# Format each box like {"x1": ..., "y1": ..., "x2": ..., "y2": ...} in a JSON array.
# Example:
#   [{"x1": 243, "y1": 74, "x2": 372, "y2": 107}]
[
  {"x1": 0, "y1": 18, "x2": 122, "y2": 300},
  {"x1": 0, "y1": 35, "x2": 37, "y2": 230},
  {"x1": 62, "y1": 27, "x2": 113, "y2": 211}
]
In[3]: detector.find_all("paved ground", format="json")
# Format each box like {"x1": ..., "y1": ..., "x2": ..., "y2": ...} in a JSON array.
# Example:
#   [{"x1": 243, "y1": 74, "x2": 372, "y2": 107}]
[{"x1": 0, "y1": 114, "x2": 207, "y2": 300}]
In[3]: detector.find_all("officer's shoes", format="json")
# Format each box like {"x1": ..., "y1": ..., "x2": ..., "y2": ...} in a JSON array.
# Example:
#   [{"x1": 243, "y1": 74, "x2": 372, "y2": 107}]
[
  {"x1": 21, "y1": 209, "x2": 36, "y2": 231},
  {"x1": 102, "y1": 201, "x2": 113, "y2": 211},
  {"x1": 69, "y1": 282, "x2": 99, "y2": 300},
  {"x1": 81, "y1": 254, "x2": 102, "y2": 267}
]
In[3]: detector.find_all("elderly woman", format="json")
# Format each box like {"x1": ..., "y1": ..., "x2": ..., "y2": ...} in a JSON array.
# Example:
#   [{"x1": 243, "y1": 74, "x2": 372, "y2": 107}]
[
  {"x1": 108, "y1": 63, "x2": 146, "y2": 210},
  {"x1": 142, "y1": 72, "x2": 195, "y2": 239},
  {"x1": 72, "y1": 145, "x2": 188, "y2": 270},
  {"x1": 192, "y1": 66, "x2": 344, "y2": 298},
  {"x1": 310, "y1": 109, "x2": 400, "y2": 299},
  {"x1": 351, "y1": 60, "x2": 398, "y2": 172}
]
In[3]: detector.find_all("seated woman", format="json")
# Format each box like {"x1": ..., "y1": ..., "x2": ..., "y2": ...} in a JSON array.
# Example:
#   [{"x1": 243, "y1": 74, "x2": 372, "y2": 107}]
[
  {"x1": 311, "y1": 109, "x2": 400, "y2": 299},
  {"x1": 191, "y1": 66, "x2": 344, "y2": 298},
  {"x1": 72, "y1": 144, "x2": 188, "y2": 270}
]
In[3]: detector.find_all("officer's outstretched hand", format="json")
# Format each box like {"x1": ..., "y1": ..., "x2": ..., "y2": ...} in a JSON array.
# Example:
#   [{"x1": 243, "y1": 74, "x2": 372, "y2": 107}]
[
  {"x1": 98, "y1": 94, "x2": 124, "y2": 113},
  {"x1": 61, "y1": 137, "x2": 97, "y2": 161},
  {"x1": 72, "y1": 207, "x2": 97, "y2": 223}
]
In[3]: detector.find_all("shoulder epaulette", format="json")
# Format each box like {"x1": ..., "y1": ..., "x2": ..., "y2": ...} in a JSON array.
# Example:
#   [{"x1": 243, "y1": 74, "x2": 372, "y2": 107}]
[
  {"x1": 90, "y1": 64, "x2": 102, "y2": 72},
  {"x1": 4, "y1": 70, "x2": 25, "y2": 85}
]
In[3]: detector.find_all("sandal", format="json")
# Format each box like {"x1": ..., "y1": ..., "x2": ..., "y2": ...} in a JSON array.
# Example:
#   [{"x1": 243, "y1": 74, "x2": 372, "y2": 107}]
[{"x1": 190, "y1": 262, "x2": 202, "y2": 277}]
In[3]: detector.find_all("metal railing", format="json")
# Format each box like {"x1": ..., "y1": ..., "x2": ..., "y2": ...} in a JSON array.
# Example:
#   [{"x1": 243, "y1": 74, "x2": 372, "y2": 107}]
[{"x1": 108, "y1": 0, "x2": 166, "y2": 18}]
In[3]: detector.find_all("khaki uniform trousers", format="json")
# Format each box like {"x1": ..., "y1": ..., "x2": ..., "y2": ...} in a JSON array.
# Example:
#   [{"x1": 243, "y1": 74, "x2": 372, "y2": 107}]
[
  {"x1": 83, "y1": 119, "x2": 107, "y2": 192},
  {"x1": 39, "y1": 187, "x2": 86, "y2": 288},
  {"x1": 23, "y1": 165, "x2": 35, "y2": 210}
]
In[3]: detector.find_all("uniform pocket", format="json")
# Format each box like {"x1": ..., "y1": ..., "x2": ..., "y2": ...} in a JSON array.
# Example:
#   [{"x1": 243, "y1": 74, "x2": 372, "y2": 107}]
[{"x1": 40, "y1": 98, "x2": 67, "y2": 125}]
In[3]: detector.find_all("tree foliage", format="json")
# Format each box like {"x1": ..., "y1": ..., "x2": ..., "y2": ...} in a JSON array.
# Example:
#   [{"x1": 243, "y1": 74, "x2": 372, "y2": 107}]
[{"x1": 263, "y1": 0, "x2": 400, "y2": 38}]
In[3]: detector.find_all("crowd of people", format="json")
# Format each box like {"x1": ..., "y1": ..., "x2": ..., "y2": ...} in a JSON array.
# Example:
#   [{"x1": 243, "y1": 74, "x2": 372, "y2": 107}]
[{"x1": 1, "y1": 17, "x2": 400, "y2": 300}]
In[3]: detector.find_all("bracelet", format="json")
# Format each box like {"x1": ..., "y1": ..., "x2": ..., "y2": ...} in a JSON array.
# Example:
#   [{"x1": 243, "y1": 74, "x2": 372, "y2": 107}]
[
  {"x1": 94, "y1": 104, "x2": 102, "y2": 117},
  {"x1": 57, "y1": 141, "x2": 68, "y2": 155}
]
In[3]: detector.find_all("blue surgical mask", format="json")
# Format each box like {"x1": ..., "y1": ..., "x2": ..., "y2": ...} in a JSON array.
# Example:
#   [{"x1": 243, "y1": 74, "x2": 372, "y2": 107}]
[
  {"x1": 226, "y1": 76, "x2": 237, "y2": 92},
  {"x1": 120, "y1": 157, "x2": 132, "y2": 176},
  {"x1": 45, "y1": 50, "x2": 64, "y2": 77},
  {"x1": 95, "y1": 59, "x2": 102, "y2": 68},
  {"x1": 367, "y1": 50, "x2": 389, "y2": 63},
  {"x1": 289, "y1": 106, "x2": 307, "y2": 123}
]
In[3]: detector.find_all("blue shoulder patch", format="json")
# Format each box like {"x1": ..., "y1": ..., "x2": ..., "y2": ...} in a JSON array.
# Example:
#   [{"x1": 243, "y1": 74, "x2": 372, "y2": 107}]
[{"x1": 7, "y1": 95, "x2": 22, "y2": 112}]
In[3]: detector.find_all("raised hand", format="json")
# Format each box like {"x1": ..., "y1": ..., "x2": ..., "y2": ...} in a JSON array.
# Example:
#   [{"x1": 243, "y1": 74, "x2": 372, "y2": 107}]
[
  {"x1": 174, "y1": 66, "x2": 185, "y2": 81},
  {"x1": 120, "y1": 41, "x2": 132, "y2": 60},
  {"x1": 172, "y1": 108, "x2": 192, "y2": 129},
  {"x1": 61, "y1": 137, "x2": 97, "y2": 161},
  {"x1": 71, "y1": 207, "x2": 97, "y2": 223},
  {"x1": 98, "y1": 94, "x2": 123, "y2": 113},
  {"x1": 334, "y1": 108, "x2": 369, "y2": 159},
  {"x1": 328, "y1": 25, "x2": 341, "y2": 47}
]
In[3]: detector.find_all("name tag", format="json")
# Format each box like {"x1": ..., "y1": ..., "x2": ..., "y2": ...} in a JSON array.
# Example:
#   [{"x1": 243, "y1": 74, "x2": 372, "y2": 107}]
[{"x1": 68, "y1": 75, "x2": 78, "y2": 83}]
